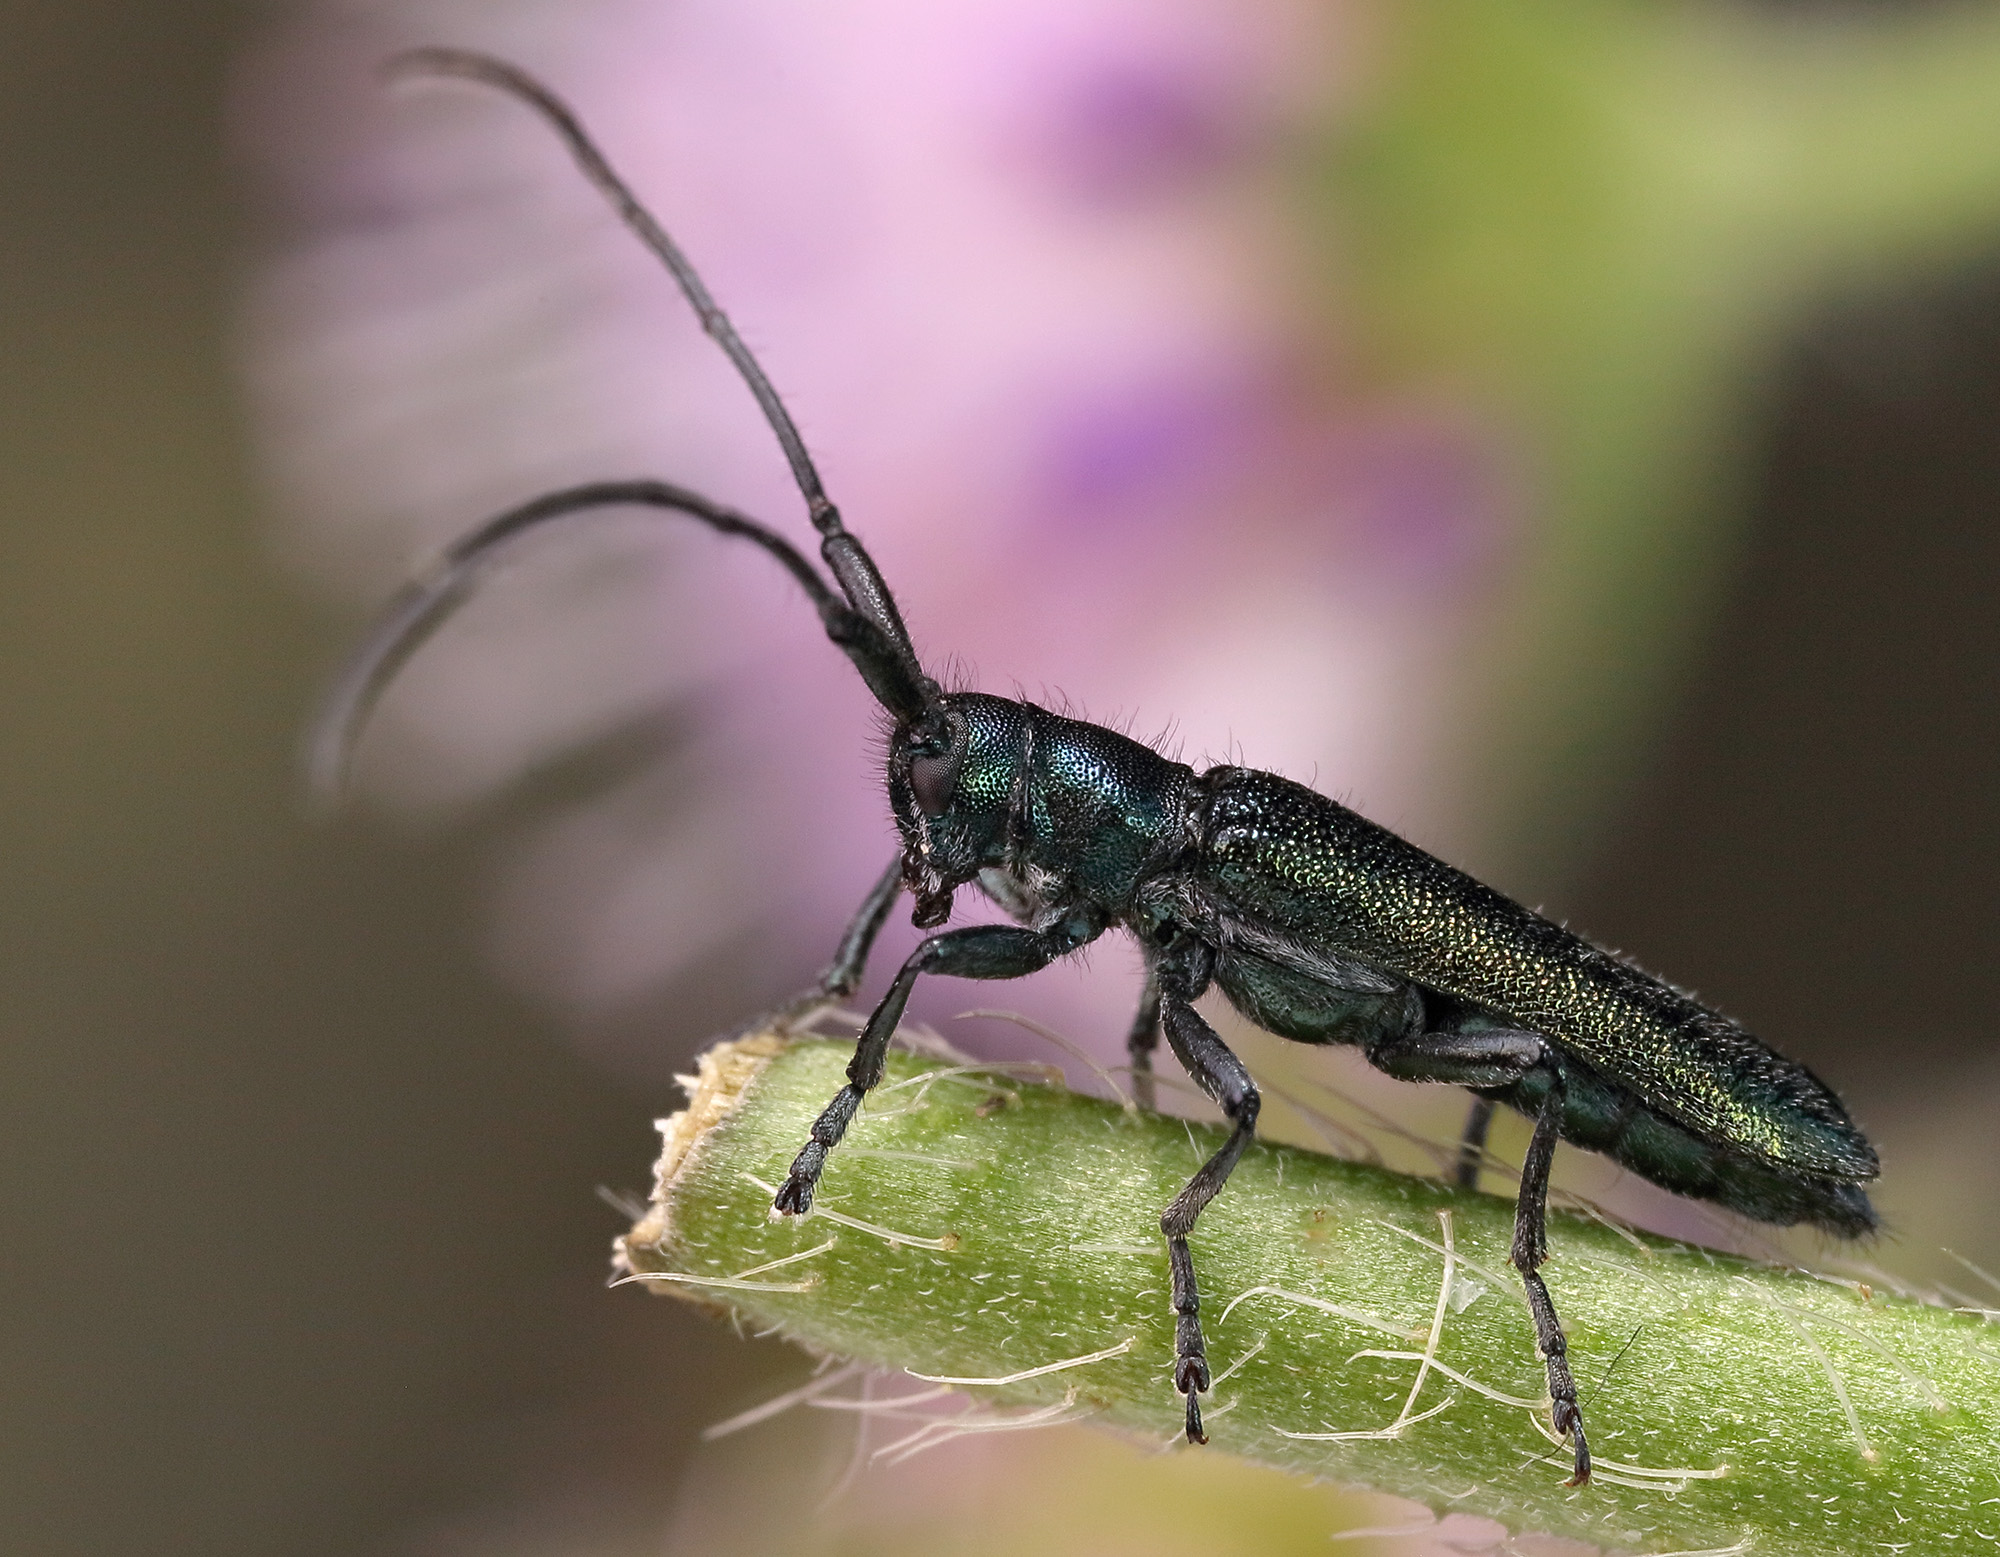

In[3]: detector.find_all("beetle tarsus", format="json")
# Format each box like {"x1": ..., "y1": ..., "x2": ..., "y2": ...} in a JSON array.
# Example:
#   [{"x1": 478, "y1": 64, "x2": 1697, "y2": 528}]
[
  {"x1": 1555, "y1": 1397, "x2": 1592, "y2": 1487},
  {"x1": 771, "y1": 1173, "x2": 815, "y2": 1217},
  {"x1": 1182, "y1": 1385, "x2": 1207, "y2": 1445}
]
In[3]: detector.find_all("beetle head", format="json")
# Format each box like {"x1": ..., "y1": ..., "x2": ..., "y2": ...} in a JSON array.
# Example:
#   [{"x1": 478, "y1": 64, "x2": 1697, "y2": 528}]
[{"x1": 887, "y1": 693, "x2": 1027, "y2": 926}]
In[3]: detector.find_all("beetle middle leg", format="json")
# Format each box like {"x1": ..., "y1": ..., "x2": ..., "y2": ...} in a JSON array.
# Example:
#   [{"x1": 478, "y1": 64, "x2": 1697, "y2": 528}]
[
  {"x1": 1156, "y1": 954, "x2": 1260, "y2": 1445},
  {"x1": 773, "y1": 913, "x2": 1102, "y2": 1215},
  {"x1": 1126, "y1": 962, "x2": 1162, "y2": 1112},
  {"x1": 762, "y1": 854, "x2": 904, "y2": 1033},
  {"x1": 1455, "y1": 1096, "x2": 1498, "y2": 1190},
  {"x1": 1367, "y1": 1025, "x2": 1591, "y2": 1486}
]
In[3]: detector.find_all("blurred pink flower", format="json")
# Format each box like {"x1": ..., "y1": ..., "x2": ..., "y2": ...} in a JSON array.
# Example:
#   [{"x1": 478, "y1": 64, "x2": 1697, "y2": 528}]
[{"x1": 238, "y1": 0, "x2": 1517, "y2": 1077}]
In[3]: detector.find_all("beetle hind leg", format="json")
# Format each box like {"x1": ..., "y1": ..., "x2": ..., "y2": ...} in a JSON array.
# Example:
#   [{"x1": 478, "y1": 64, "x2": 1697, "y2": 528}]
[
  {"x1": 1514, "y1": 1071, "x2": 1591, "y2": 1486},
  {"x1": 1366, "y1": 1025, "x2": 1592, "y2": 1486}
]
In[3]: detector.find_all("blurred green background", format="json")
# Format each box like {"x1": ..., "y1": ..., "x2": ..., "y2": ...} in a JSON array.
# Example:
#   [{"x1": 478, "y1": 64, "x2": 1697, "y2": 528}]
[{"x1": 5, "y1": 2, "x2": 2000, "y2": 1554}]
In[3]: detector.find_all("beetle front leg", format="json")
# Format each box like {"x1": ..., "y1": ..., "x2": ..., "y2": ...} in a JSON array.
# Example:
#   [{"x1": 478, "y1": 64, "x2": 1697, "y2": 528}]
[
  {"x1": 1157, "y1": 990, "x2": 1260, "y2": 1444},
  {"x1": 773, "y1": 914, "x2": 1101, "y2": 1216},
  {"x1": 1366, "y1": 1025, "x2": 1591, "y2": 1486}
]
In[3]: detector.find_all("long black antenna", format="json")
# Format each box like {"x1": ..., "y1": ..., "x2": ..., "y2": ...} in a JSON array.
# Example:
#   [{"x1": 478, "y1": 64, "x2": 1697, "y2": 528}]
[
  {"x1": 306, "y1": 481, "x2": 933, "y2": 808},
  {"x1": 312, "y1": 54, "x2": 949, "y2": 807},
  {"x1": 389, "y1": 49, "x2": 838, "y2": 532},
  {"x1": 387, "y1": 48, "x2": 928, "y2": 671}
]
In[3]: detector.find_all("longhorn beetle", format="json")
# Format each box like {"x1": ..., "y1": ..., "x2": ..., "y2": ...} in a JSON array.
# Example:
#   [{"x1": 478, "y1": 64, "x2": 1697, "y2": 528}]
[{"x1": 315, "y1": 49, "x2": 1881, "y2": 1487}]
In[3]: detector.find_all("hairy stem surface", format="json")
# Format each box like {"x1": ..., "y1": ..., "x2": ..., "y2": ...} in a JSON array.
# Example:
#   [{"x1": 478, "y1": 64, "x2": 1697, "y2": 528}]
[{"x1": 618, "y1": 1035, "x2": 1999, "y2": 1554}]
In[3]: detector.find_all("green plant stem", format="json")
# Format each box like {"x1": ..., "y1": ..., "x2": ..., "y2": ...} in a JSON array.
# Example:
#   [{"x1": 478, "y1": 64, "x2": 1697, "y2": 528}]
[{"x1": 619, "y1": 1035, "x2": 2000, "y2": 1554}]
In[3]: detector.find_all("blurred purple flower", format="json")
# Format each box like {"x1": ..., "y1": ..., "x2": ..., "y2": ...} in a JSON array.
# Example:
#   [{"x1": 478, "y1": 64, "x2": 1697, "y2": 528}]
[{"x1": 237, "y1": 0, "x2": 1516, "y2": 1075}]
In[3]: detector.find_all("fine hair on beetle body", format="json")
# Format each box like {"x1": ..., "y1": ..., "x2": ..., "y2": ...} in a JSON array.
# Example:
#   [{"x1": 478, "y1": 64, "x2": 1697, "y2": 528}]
[{"x1": 314, "y1": 49, "x2": 1882, "y2": 1491}]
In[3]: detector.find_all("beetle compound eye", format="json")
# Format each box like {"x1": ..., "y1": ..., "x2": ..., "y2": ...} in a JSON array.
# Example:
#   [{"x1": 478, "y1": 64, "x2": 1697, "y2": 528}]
[
  {"x1": 909, "y1": 745, "x2": 961, "y2": 817},
  {"x1": 907, "y1": 712, "x2": 968, "y2": 817}
]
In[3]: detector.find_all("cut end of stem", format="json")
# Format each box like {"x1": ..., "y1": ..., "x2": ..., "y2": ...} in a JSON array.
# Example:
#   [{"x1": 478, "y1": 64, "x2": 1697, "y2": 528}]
[{"x1": 619, "y1": 1031, "x2": 787, "y2": 1267}]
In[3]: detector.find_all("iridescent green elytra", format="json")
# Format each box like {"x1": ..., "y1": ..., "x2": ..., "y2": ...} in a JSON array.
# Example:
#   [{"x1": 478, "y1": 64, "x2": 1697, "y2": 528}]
[{"x1": 316, "y1": 50, "x2": 1876, "y2": 1494}]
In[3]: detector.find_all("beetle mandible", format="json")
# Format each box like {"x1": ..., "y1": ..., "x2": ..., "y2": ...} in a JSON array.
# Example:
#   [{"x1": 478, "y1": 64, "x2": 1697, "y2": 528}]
[{"x1": 314, "y1": 49, "x2": 1881, "y2": 1488}]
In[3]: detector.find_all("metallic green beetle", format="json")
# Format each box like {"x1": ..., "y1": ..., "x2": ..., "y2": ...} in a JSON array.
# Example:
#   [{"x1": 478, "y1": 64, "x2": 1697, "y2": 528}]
[{"x1": 317, "y1": 50, "x2": 1878, "y2": 1489}]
